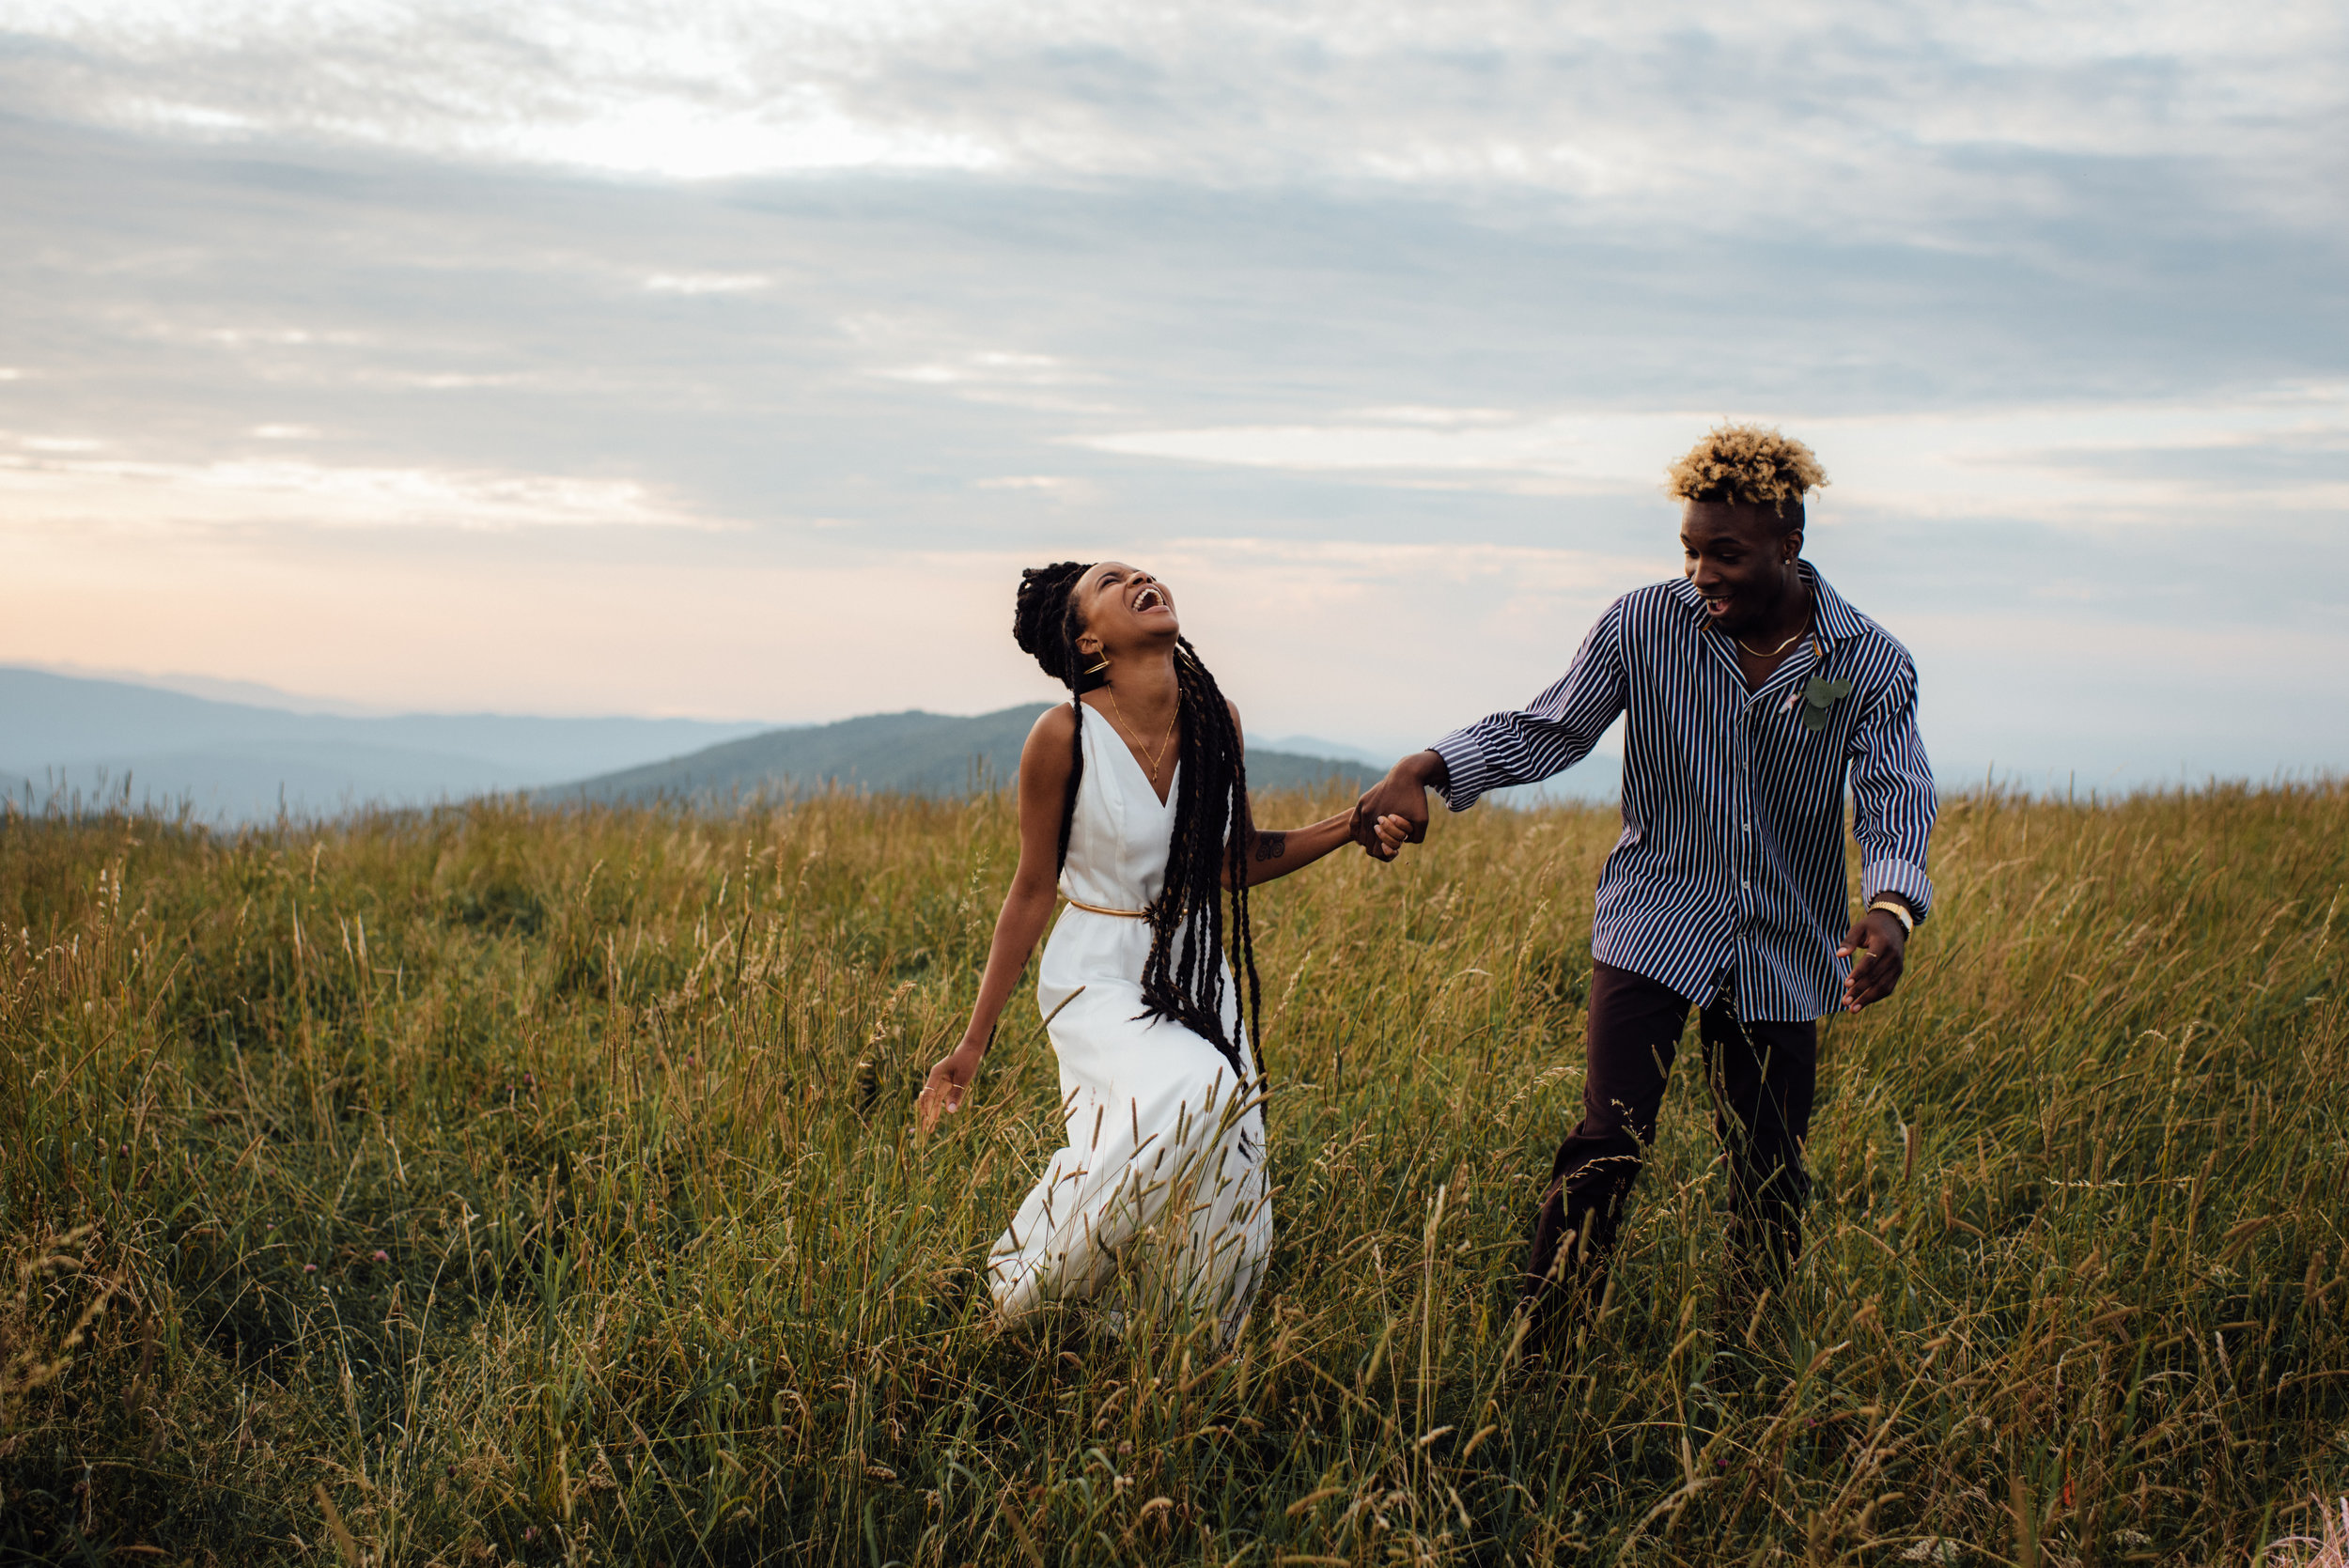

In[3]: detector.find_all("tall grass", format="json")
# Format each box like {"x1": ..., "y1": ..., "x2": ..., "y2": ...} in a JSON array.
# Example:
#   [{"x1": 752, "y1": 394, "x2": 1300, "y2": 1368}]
[{"x1": 1, "y1": 782, "x2": 2343, "y2": 1564}]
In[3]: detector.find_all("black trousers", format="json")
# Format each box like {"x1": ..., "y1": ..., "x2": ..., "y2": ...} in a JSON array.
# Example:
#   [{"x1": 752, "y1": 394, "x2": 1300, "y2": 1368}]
[{"x1": 1517, "y1": 961, "x2": 1817, "y2": 1343}]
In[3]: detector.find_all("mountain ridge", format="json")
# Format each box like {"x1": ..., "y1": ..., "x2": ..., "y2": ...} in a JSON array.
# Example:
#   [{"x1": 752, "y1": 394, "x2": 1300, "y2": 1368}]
[
  {"x1": 0, "y1": 666, "x2": 770, "y2": 818},
  {"x1": 1, "y1": 670, "x2": 1381, "y2": 819},
  {"x1": 549, "y1": 705, "x2": 1376, "y2": 803}
]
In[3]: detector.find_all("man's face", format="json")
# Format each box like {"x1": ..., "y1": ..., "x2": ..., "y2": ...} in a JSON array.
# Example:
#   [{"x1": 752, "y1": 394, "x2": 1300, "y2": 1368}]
[{"x1": 1680, "y1": 501, "x2": 1802, "y2": 637}]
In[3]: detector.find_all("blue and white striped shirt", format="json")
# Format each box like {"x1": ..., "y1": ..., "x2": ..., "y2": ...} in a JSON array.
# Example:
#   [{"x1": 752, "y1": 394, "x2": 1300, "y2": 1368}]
[{"x1": 1431, "y1": 566, "x2": 1937, "y2": 1022}]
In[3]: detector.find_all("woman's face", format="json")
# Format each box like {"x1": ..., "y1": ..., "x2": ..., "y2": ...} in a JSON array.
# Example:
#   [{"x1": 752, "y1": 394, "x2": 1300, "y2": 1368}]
[{"x1": 1076, "y1": 561, "x2": 1179, "y2": 657}]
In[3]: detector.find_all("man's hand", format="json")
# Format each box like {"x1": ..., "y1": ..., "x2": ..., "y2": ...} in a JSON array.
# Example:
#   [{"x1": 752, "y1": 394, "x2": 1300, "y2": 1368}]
[
  {"x1": 916, "y1": 1039, "x2": 987, "y2": 1136},
  {"x1": 1836, "y1": 905, "x2": 1911, "y2": 1012},
  {"x1": 1353, "y1": 751, "x2": 1446, "y2": 861}
]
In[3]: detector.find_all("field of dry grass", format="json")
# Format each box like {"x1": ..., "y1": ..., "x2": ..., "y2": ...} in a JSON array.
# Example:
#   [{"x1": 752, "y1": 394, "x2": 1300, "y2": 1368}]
[{"x1": 2, "y1": 782, "x2": 2344, "y2": 1564}]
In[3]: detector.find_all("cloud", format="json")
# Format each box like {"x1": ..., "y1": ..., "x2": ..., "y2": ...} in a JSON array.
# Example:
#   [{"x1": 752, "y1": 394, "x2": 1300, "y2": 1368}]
[
  {"x1": 642, "y1": 272, "x2": 771, "y2": 295},
  {"x1": 866, "y1": 341, "x2": 1122, "y2": 413},
  {"x1": 1074, "y1": 388, "x2": 2349, "y2": 527},
  {"x1": 0, "y1": 441, "x2": 723, "y2": 533},
  {"x1": 1074, "y1": 411, "x2": 1677, "y2": 491},
  {"x1": 4, "y1": 0, "x2": 2341, "y2": 242},
  {"x1": 973, "y1": 474, "x2": 1101, "y2": 502},
  {"x1": 880, "y1": 349, "x2": 1090, "y2": 386}
]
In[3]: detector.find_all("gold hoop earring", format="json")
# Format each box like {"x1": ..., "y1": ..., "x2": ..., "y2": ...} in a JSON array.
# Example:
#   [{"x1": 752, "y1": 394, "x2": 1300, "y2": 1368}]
[{"x1": 1082, "y1": 652, "x2": 1110, "y2": 676}]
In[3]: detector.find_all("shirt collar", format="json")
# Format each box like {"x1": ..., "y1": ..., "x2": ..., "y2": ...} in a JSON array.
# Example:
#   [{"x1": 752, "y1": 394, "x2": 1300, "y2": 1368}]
[
  {"x1": 1668, "y1": 561, "x2": 1865, "y2": 644},
  {"x1": 1805, "y1": 565, "x2": 1867, "y2": 644}
]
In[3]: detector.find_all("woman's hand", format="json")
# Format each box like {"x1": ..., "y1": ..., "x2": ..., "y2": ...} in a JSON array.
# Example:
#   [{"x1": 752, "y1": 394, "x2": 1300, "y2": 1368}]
[
  {"x1": 1346, "y1": 802, "x2": 1415, "y2": 860},
  {"x1": 917, "y1": 1038, "x2": 988, "y2": 1136}
]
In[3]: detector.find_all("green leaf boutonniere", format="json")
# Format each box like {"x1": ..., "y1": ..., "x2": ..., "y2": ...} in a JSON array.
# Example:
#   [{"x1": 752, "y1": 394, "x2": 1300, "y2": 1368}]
[{"x1": 1799, "y1": 675, "x2": 1855, "y2": 733}]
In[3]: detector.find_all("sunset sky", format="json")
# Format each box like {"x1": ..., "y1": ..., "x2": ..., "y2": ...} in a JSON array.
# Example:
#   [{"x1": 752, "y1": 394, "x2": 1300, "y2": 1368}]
[{"x1": 3, "y1": 0, "x2": 2343, "y2": 786}]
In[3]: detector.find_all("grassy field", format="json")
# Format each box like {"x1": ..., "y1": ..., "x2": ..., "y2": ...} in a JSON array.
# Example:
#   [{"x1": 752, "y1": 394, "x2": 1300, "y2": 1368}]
[{"x1": 2, "y1": 782, "x2": 2344, "y2": 1565}]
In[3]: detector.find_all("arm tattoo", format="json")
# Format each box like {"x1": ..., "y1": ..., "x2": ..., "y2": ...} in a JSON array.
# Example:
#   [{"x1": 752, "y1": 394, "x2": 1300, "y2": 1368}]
[{"x1": 1252, "y1": 830, "x2": 1288, "y2": 862}]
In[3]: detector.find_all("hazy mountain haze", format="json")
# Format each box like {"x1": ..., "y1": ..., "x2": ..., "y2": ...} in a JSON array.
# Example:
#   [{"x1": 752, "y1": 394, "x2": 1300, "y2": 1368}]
[
  {"x1": 0, "y1": 667, "x2": 768, "y2": 818},
  {"x1": 1, "y1": 669, "x2": 1392, "y2": 820}
]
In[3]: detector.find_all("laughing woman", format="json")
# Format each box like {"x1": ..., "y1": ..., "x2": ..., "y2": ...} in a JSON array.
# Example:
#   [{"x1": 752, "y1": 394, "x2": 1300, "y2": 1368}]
[{"x1": 917, "y1": 561, "x2": 1407, "y2": 1343}]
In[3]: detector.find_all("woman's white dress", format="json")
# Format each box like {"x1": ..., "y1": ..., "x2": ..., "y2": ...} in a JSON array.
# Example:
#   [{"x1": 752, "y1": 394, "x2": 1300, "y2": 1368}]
[{"x1": 986, "y1": 712, "x2": 1271, "y2": 1343}]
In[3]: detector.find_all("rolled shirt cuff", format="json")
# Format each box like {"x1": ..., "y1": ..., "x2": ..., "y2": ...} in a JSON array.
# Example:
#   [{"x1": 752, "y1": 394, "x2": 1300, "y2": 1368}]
[
  {"x1": 1861, "y1": 858, "x2": 1934, "y2": 924},
  {"x1": 1428, "y1": 731, "x2": 1493, "y2": 812}
]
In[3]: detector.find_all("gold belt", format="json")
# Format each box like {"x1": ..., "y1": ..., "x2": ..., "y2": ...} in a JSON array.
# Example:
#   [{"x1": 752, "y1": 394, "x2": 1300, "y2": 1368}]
[{"x1": 1063, "y1": 894, "x2": 1149, "y2": 920}]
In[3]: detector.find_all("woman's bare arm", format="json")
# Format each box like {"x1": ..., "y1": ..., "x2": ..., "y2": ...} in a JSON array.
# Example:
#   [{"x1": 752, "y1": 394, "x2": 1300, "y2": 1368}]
[
  {"x1": 1220, "y1": 700, "x2": 1408, "y2": 889},
  {"x1": 917, "y1": 706, "x2": 1075, "y2": 1131}
]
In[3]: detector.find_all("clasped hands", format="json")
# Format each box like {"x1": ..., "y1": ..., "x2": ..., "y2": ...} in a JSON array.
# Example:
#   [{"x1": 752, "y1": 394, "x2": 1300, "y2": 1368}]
[{"x1": 1347, "y1": 750, "x2": 1443, "y2": 862}]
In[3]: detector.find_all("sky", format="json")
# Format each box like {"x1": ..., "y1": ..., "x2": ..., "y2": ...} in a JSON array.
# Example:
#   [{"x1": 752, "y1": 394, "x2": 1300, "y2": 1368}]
[{"x1": 2, "y1": 0, "x2": 2344, "y2": 788}]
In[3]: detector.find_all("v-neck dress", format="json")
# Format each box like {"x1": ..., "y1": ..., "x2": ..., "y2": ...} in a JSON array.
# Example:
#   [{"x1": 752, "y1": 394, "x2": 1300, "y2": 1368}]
[{"x1": 985, "y1": 708, "x2": 1270, "y2": 1343}]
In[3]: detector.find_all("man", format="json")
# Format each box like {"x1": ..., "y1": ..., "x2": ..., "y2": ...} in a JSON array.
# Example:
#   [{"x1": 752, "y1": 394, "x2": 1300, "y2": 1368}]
[{"x1": 1355, "y1": 424, "x2": 1936, "y2": 1354}]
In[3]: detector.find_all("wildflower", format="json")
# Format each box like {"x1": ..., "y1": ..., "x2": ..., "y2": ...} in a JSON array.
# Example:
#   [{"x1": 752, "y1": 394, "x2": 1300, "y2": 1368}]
[
  {"x1": 372, "y1": 1250, "x2": 390, "y2": 1263},
  {"x1": 303, "y1": 1263, "x2": 317, "y2": 1273}
]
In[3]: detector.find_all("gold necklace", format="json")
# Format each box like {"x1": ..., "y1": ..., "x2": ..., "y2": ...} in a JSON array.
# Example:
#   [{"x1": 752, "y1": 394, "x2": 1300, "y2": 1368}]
[
  {"x1": 1104, "y1": 686, "x2": 1180, "y2": 780},
  {"x1": 1735, "y1": 626, "x2": 1808, "y2": 660}
]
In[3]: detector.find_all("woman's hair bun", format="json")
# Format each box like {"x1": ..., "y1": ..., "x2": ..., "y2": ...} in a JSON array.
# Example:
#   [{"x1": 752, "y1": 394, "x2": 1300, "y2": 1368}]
[{"x1": 1015, "y1": 561, "x2": 1093, "y2": 685}]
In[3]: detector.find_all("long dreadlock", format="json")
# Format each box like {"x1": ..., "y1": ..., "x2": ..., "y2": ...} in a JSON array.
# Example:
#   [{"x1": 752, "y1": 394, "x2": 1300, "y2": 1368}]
[{"x1": 1013, "y1": 562, "x2": 1264, "y2": 1087}]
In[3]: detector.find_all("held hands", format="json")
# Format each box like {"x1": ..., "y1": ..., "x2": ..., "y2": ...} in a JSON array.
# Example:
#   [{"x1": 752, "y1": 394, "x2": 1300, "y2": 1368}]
[
  {"x1": 1350, "y1": 809, "x2": 1413, "y2": 861},
  {"x1": 1351, "y1": 752, "x2": 1442, "y2": 861},
  {"x1": 1835, "y1": 908, "x2": 1910, "y2": 1012}
]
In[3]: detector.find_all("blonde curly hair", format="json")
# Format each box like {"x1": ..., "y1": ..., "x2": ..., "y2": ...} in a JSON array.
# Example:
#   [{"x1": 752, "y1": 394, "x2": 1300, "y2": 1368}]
[{"x1": 1665, "y1": 424, "x2": 1828, "y2": 515}]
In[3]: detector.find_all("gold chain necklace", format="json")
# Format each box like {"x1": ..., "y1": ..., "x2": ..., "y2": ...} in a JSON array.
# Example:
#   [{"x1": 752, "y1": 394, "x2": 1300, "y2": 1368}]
[
  {"x1": 1104, "y1": 686, "x2": 1180, "y2": 780},
  {"x1": 1735, "y1": 625, "x2": 1809, "y2": 660}
]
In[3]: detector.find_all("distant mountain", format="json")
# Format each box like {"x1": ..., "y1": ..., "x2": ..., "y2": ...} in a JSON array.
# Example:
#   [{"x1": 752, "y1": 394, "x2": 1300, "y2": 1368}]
[
  {"x1": 552, "y1": 706, "x2": 1374, "y2": 803},
  {"x1": 1260, "y1": 734, "x2": 1393, "y2": 768},
  {"x1": 23, "y1": 663, "x2": 391, "y2": 716},
  {"x1": 1265, "y1": 728, "x2": 1625, "y2": 805},
  {"x1": 0, "y1": 667, "x2": 768, "y2": 820},
  {"x1": 1487, "y1": 758, "x2": 1623, "y2": 807},
  {"x1": 0, "y1": 667, "x2": 1377, "y2": 822}
]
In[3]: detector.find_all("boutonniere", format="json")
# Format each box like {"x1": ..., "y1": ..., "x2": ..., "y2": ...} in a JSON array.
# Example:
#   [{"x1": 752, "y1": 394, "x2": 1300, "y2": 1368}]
[{"x1": 1798, "y1": 675, "x2": 1854, "y2": 732}]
